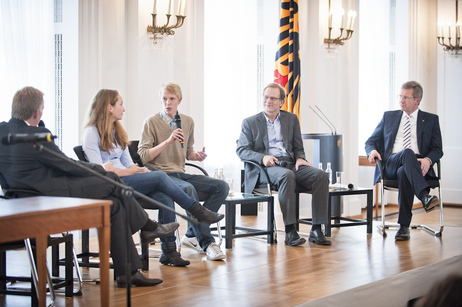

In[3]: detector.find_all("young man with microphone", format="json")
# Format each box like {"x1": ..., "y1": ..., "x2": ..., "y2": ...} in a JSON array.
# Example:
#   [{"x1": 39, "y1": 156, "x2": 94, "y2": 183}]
[
  {"x1": 236, "y1": 83, "x2": 331, "y2": 246},
  {"x1": 138, "y1": 82, "x2": 228, "y2": 261}
]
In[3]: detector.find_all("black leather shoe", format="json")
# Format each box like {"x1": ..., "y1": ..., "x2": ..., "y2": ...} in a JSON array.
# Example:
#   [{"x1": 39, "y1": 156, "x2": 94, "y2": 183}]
[
  {"x1": 116, "y1": 271, "x2": 163, "y2": 288},
  {"x1": 284, "y1": 229, "x2": 306, "y2": 246},
  {"x1": 140, "y1": 222, "x2": 179, "y2": 244},
  {"x1": 308, "y1": 228, "x2": 332, "y2": 245},
  {"x1": 422, "y1": 195, "x2": 438, "y2": 213},
  {"x1": 395, "y1": 225, "x2": 410, "y2": 241},
  {"x1": 159, "y1": 242, "x2": 190, "y2": 267}
]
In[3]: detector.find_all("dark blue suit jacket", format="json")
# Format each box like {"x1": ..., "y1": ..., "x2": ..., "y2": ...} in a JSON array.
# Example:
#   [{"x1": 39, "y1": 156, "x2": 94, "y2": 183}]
[
  {"x1": 0, "y1": 117, "x2": 107, "y2": 196},
  {"x1": 365, "y1": 110, "x2": 443, "y2": 184}
]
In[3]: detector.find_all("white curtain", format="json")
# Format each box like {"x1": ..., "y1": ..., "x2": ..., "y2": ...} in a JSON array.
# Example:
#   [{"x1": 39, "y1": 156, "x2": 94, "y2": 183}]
[{"x1": 0, "y1": 0, "x2": 55, "y2": 128}]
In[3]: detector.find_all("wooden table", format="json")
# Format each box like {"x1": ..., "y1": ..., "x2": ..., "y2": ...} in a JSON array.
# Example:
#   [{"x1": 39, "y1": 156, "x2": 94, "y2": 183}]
[{"x1": 0, "y1": 196, "x2": 111, "y2": 307}]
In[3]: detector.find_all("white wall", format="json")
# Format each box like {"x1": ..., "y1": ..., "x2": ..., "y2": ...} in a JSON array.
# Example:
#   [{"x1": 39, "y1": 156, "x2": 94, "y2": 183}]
[
  {"x1": 78, "y1": 0, "x2": 204, "y2": 150},
  {"x1": 77, "y1": 0, "x2": 461, "y2": 207}
]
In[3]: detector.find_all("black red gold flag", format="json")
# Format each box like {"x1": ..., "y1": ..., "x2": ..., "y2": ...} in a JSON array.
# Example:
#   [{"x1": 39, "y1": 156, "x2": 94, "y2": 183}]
[{"x1": 274, "y1": 0, "x2": 301, "y2": 121}]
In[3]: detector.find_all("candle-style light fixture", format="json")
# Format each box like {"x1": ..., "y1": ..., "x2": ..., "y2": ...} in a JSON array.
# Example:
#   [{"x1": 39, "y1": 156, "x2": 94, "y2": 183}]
[
  {"x1": 437, "y1": 0, "x2": 461, "y2": 55},
  {"x1": 147, "y1": 0, "x2": 187, "y2": 43},
  {"x1": 324, "y1": 0, "x2": 357, "y2": 48}
]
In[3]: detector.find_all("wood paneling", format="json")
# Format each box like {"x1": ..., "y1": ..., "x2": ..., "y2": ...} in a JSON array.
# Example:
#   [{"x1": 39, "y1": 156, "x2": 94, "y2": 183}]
[{"x1": 2, "y1": 206, "x2": 461, "y2": 306}]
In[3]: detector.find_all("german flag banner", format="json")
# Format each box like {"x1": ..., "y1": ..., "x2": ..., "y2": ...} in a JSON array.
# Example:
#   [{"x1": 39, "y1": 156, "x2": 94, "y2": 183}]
[{"x1": 274, "y1": 0, "x2": 301, "y2": 121}]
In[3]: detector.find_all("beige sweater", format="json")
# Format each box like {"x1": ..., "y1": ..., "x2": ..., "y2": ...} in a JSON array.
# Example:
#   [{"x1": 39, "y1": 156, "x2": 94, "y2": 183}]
[{"x1": 138, "y1": 113, "x2": 195, "y2": 173}]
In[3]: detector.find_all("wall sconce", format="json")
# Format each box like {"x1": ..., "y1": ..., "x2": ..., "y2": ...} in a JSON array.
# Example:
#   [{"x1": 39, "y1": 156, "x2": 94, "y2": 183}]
[
  {"x1": 437, "y1": 0, "x2": 461, "y2": 55},
  {"x1": 147, "y1": 0, "x2": 187, "y2": 43},
  {"x1": 324, "y1": 0, "x2": 357, "y2": 48}
]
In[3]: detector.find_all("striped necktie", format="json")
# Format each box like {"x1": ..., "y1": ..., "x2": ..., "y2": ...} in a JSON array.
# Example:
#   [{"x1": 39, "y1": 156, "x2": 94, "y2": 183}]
[{"x1": 403, "y1": 115, "x2": 411, "y2": 149}]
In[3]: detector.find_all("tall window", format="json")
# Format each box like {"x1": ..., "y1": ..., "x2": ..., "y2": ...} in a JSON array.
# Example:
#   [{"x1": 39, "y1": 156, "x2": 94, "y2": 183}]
[
  {"x1": 0, "y1": 0, "x2": 55, "y2": 127},
  {"x1": 0, "y1": 0, "x2": 79, "y2": 156},
  {"x1": 203, "y1": 0, "x2": 279, "y2": 182},
  {"x1": 357, "y1": 0, "x2": 409, "y2": 154}
]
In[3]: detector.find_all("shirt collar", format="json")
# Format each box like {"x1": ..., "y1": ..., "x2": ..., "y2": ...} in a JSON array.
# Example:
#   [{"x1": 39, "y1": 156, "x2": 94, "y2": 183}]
[
  {"x1": 403, "y1": 109, "x2": 419, "y2": 119},
  {"x1": 160, "y1": 110, "x2": 175, "y2": 127},
  {"x1": 264, "y1": 112, "x2": 280, "y2": 124}
]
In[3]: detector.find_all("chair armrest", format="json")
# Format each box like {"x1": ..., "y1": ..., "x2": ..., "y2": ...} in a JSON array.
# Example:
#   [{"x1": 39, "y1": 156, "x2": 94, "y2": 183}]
[
  {"x1": 185, "y1": 163, "x2": 209, "y2": 177},
  {"x1": 241, "y1": 160, "x2": 272, "y2": 195},
  {"x1": 375, "y1": 157, "x2": 384, "y2": 181},
  {"x1": 3, "y1": 188, "x2": 42, "y2": 198},
  {"x1": 435, "y1": 160, "x2": 441, "y2": 179}
]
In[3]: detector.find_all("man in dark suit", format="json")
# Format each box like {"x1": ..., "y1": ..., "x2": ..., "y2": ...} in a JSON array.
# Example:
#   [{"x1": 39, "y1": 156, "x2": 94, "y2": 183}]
[
  {"x1": 0, "y1": 86, "x2": 179, "y2": 287},
  {"x1": 365, "y1": 81, "x2": 443, "y2": 241},
  {"x1": 237, "y1": 83, "x2": 331, "y2": 246}
]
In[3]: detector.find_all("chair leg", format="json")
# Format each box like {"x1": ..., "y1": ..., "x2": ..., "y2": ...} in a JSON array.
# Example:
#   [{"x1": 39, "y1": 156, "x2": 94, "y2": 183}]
[
  {"x1": 377, "y1": 183, "x2": 444, "y2": 237},
  {"x1": 377, "y1": 181, "x2": 388, "y2": 237},
  {"x1": 216, "y1": 221, "x2": 223, "y2": 247},
  {"x1": 410, "y1": 186, "x2": 444, "y2": 236}
]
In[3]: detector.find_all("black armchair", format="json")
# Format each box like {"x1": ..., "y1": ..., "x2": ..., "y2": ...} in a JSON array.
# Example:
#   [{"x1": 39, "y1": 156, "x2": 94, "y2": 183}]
[
  {"x1": 375, "y1": 158, "x2": 444, "y2": 237},
  {"x1": 73, "y1": 145, "x2": 153, "y2": 271}
]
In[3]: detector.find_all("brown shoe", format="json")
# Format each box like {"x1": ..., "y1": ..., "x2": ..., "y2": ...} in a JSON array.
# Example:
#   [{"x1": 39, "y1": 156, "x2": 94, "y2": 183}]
[
  {"x1": 116, "y1": 271, "x2": 163, "y2": 288},
  {"x1": 140, "y1": 222, "x2": 179, "y2": 244}
]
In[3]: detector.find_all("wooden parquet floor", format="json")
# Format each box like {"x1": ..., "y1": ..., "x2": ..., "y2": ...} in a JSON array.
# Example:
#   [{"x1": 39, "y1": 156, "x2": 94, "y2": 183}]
[{"x1": 2, "y1": 205, "x2": 462, "y2": 307}]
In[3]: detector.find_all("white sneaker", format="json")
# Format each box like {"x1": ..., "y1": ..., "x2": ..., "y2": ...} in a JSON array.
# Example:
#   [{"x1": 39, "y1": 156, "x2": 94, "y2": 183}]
[
  {"x1": 181, "y1": 235, "x2": 204, "y2": 254},
  {"x1": 206, "y1": 243, "x2": 226, "y2": 261}
]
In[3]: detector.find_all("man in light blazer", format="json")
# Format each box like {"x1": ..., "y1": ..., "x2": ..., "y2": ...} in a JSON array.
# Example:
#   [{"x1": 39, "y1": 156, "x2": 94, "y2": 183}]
[
  {"x1": 237, "y1": 83, "x2": 331, "y2": 246},
  {"x1": 365, "y1": 81, "x2": 443, "y2": 241}
]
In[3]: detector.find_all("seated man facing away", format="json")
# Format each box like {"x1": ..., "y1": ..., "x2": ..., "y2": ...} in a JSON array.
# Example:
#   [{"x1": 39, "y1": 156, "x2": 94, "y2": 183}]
[
  {"x1": 138, "y1": 82, "x2": 229, "y2": 261},
  {"x1": 365, "y1": 80, "x2": 443, "y2": 241},
  {"x1": 0, "y1": 86, "x2": 178, "y2": 287},
  {"x1": 236, "y1": 82, "x2": 331, "y2": 246}
]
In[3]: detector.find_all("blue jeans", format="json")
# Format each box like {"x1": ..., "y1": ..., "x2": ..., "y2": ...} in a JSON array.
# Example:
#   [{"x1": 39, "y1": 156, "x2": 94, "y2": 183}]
[
  {"x1": 121, "y1": 171, "x2": 197, "y2": 243},
  {"x1": 167, "y1": 173, "x2": 229, "y2": 250}
]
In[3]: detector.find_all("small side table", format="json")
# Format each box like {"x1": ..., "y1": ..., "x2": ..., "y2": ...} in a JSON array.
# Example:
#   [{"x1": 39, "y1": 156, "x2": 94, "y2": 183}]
[
  {"x1": 214, "y1": 193, "x2": 275, "y2": 249},
  {"x1": 298, "y1": 187, "x2": 373, "y2": 237}
]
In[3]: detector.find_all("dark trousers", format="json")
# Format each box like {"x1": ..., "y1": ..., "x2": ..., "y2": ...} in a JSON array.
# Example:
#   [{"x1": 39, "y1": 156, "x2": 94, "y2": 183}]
[
  {"x1": 73, "y1": 172, "x2": 149, "y2": 277},
  {"x1": 259, "y1": 156, "x2": 329, "y2": 226},
  {"x1": 384, "y1": 149, "x2": 432, "y2": 226},
  {"x1": 167, "y1": 173, "x2": 229, "y2": 250}
]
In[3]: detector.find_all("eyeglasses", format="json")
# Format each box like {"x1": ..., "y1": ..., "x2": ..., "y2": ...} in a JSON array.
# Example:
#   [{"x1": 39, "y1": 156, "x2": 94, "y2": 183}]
[
  {"x1": 263, "y1": 96, "x2": 281, "y2": 102},
  {"x1": 398, "y1": 95, "x2": 416, "y2": 101}
]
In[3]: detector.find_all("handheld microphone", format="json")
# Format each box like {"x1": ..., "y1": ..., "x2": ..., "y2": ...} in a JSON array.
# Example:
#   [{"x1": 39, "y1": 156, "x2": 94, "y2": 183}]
[
  {"x1": 173, "y1": 112, "x2": 184, "y2": 148},
  {"x1": 1, "y1": 132, "x2": 56, "y2": 145},
  {"x1": 132, "y1": 153, "x2": 144, "y2": 167},
  {"x1": 275, "y1": 161, "x2": 288, "y2": 167}
]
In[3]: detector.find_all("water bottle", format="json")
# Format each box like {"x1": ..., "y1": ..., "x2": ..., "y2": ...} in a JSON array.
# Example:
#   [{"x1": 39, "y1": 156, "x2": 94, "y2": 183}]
[
  {"x1": 326, "y1": 162, "x2": 332, "y2": 185},
  {"x1": 213, "y1": 169, "x2": 219, "y2": 179},
  {"x1": 318, "y1": 162, "x2": 323, "y2": 170},
  {"x1": 218, "y1": 168, "x2": 225, "y2": 181}
]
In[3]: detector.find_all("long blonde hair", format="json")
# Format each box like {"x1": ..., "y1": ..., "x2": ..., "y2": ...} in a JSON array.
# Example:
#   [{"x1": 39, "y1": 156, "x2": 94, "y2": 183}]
[{"x1": 85, "y1": 89, "x2": 129, "y2": 153}]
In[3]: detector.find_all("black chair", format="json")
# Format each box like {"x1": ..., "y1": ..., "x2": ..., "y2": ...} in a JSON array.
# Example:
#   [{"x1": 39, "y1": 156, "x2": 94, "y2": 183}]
[
  {"x1": 1, "y1": 173, "x2": 80, "y2": 304},
  {"x1": 73, "y1": 145, "x2": 151, "y2": 271},
  {"x1": 240, "y1": 160, "x2": 285, "y2": 242},
  {"x1": 375, "y1": 158, "x2": 444, "y2": 237},
  {"x1": 129, "y1": 140, "x2": 223, "y2": 247}
]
